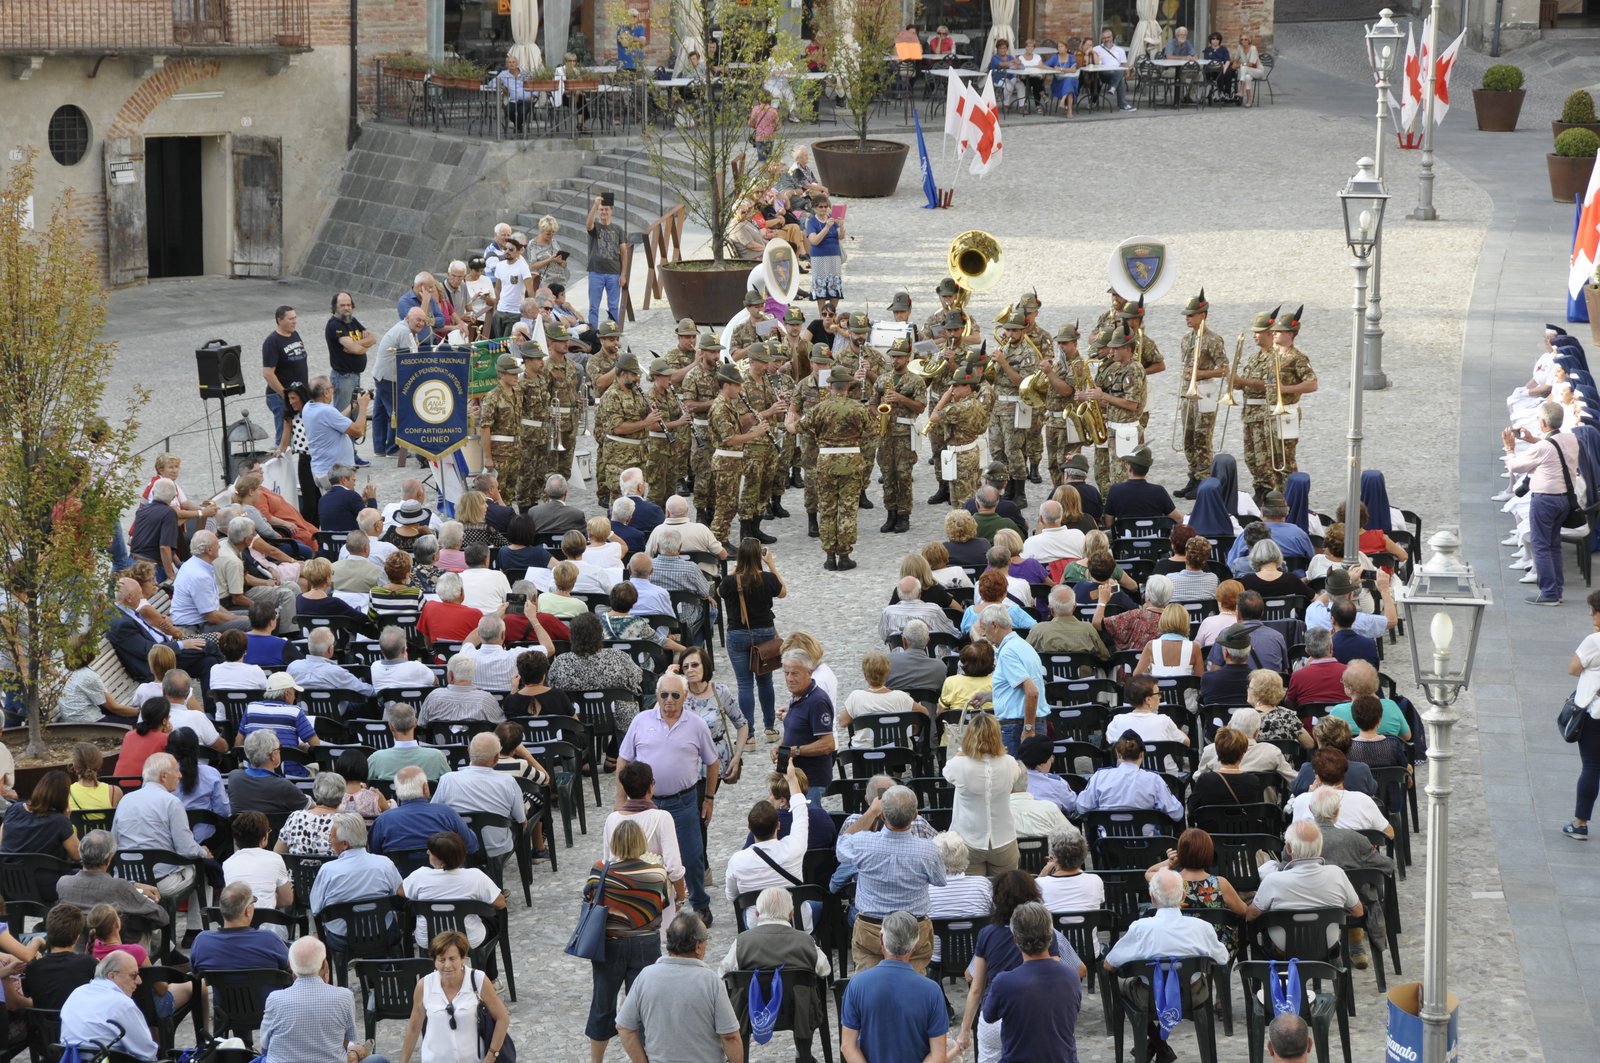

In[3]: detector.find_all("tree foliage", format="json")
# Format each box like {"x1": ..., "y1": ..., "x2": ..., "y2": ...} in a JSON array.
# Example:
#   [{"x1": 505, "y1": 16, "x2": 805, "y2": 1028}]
[
  {"x1": 813, "y1": 0, "x2": 901, "y2": 149},
  {"x1": 0, "y1": 153, "x2": 143, "y2": 756}
]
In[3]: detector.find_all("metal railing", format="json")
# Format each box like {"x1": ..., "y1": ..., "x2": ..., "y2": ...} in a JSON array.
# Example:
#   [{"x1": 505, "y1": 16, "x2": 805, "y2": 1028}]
[
  {"x1": 0, "y1": 0, "x2": 311, "y2": 52},
  {"x1": 373, "y1": 61, "x2": 651, "y2": 141}
]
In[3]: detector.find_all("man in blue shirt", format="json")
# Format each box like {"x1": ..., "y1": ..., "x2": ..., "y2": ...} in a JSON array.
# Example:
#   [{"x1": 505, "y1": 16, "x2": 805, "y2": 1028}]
[
  {"x1": 309, "y1": 813, "x2": 404, "y2": 947},
  {"x1": 191, "y1": 883, "x2": 291, "y2": 974},
  {"x1": 395, "y1": 272, "x2": 445, "y2": 333},
  {"x1": 239, "y1": 673, "x2": 321, "y2": 777},
  {"x1": 841, "y1": 911, "x2": 949, "y2": 1063},
  {"x1": 1306, "y1": 566, "x2": 1396, "y2": 640},
  {"x1": 780, "y1": 650, "x2": 836, "y2": 800},
  {"x1": 301, "y1": 376, "x2": 370, "y2": 483},
  {"x1": 983, "y1": 902, "x2": 1082, "y2": 1063},
  {"x1": 1203, "y1": 598, "x2": 1288, "y2": 672},
  {"x1": 983, "y1": 605, "x2": 1045, "y2": 756},
  {"x1": 318, "y1": 463, "x2": 379, "y2": 533},
  {"x1": 1076, "y1": 737, "x2": 1185, "y2": 822},
  {"x1": 60, "y1": 953, "x2": 159, "y2": 1061},
  {"x1": 367, "y1": 766, "x2": 479, "y2": 857},
  {"x1": 1225, "y1": 494, "x2": 1315, "y2": 570}
]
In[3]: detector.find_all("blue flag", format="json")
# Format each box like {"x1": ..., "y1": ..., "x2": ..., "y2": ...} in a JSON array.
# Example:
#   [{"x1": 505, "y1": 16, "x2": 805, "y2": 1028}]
[
  {"x1": 914, "y1": 107, "x2": 939, "y2": 210},
  {"x1": 394, "y1": 343, "x2": 472, "y2": 462}
]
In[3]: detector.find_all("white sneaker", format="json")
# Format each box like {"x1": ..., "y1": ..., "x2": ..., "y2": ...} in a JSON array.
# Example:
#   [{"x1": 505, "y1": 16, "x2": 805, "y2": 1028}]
[
  {"x1": 1510, "y1": 558, "x2": 1532, "y2": 570},
  {"x1": 1501, "y1": 534, "x2": 1520, "y2": 546},
  {"x1": 1520, "y1": 570, "x2": 1538, "y2": 583},
  {"x1": 1491, "y1": 490, "x2": 1513, "y2": 502}
]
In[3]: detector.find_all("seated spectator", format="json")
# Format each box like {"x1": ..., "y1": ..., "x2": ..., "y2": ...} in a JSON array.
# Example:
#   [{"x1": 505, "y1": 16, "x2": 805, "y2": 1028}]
[
  {"x1": 331, "y1": 530, "x2": 383, "y2": 594},
  {"x1": 939, "y1": 640, "x2": 996, "y2": 714},
  {"x1": 60, "y1": 951, "x2": 158, "y2": 1061},
  {"x1": 191, "y1": 882, "x2": 291, "y2": 973},
  {"x1": 1329, "y1": 660, "x2": 1412, "y2": 740},
  {"x1": 221, "y1": 811, "x2": 294, "y2": 918},
  {"x1": 417, "y1": 572, "x2": 483, "y2": 644},
  {"x1": 583, "y1": 514, "x2": 627, "y2": 568},
  {"x1": 1022, "y1": 587, "x2": 1104, "y2": 660},
  {"x1": 1014, "y1": 737, "x2": 1077, "y2": 816},
  {"x1": 1248, "y1": 820, "x2": 1363, "y2": 953},
  {"x1": 310, "y1": 813, "x2": 404, "y2": 948},
  {"x1": 368, "y1": 766, "x2": 478, "y2": 858},
  {"x1": 1035, "y1": 824, "x2": 1104, "y2": 915},
  {"x1": 245, "y1": 599, "x2": 296, "y2": 666},
  {"x1": 1008, "y1": 761, "x2": 1068, "y2": 838},
  {"x1": 1188, "y1": 726, "x2": 1268, "y2": 812},
  {"x1": 536, "y1": 560, "x2": 588, "y2": 619},
  {"x1": 1103, "y1": 870, "x2": 1230, "y2": 1053},
  {"x1": 994, "y1": 528, "x2": 1048, "y2": 591},
  {"x1": 982, "y1": 542, "x2": 1034, "y2": 608},
  {"x1": 209, "y1": 629, "x2": 269, "y2": 691},
  {"x1": 1, "y1": 770, "x2": 80, "y2": 897},
  {"x1": 336, "y1": 750, "x2": 390, "y2": 817},
  {"x1": 942, "y1": 509, "x2": 993, "y2": 570},
  {"x1": 398, "y1": 831, "x2": 505, "y2": 948},
  {"x1": 227, "y1": 731, "x2": 312, "y2": 816},
  {"x1": 239, "y1": 672, "x2": 321, "y2": 775},
  {"x1": 1106, "y1": 675, "x2": 1191, "y2": 747},
  {"x1": 922, "y1": 540, "x2": 974, "y2": 590},
  {"x1": 1328, "y1": 597, "x2": 1380, "y2": 668},
  {"x1": 1194, "y1": 579, "x2": 1243, "y2": 651},
  {"x1": 275, "y1": 772, "x2": 346, "y2": 857},
  {"x1": 1251, "y1": 669, "x2": 1315, "y2": 749},
  {"x1": 547, "y1": 613, "x2": 644, "y2": 718},
  {"x1": 840, "y1": 651, "x2": 923, "y2": 747},
  {"x1": 1058, "y1": 530, "x2": 1138, "y2": 592},
  {"x1": 1200, "y1": 624, "x2": 1256, "y2": 707},
  {"x1": 715, "y1": 886, "x2": 831, "y2": 1063},
  {"x1": 295, "y1": 557, "x2": 377, "y2": 637},
  {"x1": 1168, "y1": 534, "x2": 1220, "y2": 603},
  {"x1": 367, "y1": 703, "x2": 452, "y2": 782},
  {"x1": 971, "y1": 485, "x2": 1024, "y2": 545},
  {"x1": 1305, "y1": 523, "x2": 1377, "y2": 583},
  {"x1": 1238, "y1": 539, "x2": 1314, "y2": 602},
  {"x1": 419, "y1": 654, "x2": 506, "y2": 728},
  {"x1": 55, "y1": 830, "x2": 169, "y2": 941},
  {"x1": 460, "y1": 611, "x2": 550, "y2": 691},
  {"x1": 111, "y1": 754, "x2": 209, "y2": 929},
  {"x1": 1290, "y1": 716, "x2": 1378, "y2": 799},
  {"x1": 436, "y1": 521, "x2": 468, "y2": 572},
  {"x1": 1306, "y1": 787, "x2": 1395, "y2": 970},
  {"x1": 1284, "y1": 627, "x2": 1346, "y2": 710},
  {"x1": 455, "y1": 490, "x2": 509, "y2": 551},
  {"x1": 723, "y1": 765, "x2": 810, "y2": 918},
  {"x1": 68, "y1": 743, "x2": 122, "y2": 818},
  {"x1": 1071, "y1": 550, "x2": 1139, "y2": 614},
  {"x1": 1203, "y1": 590, "x2": 1289, "y2": 672},
  {"x1": 884, "y1": 621, "x2": 951, "y2": 692},
  {"x1": 1133, "y1": 602, "x2": 1204, "y2": 677},
  {"x1": 166, "y1": 727, "x2": 231, "y2": 844},
  {"x1": 115, "y1": 700, "x2": 171, "y2": 781},
  {"x1": 498, "y1": 514, "x2": 552, "y2": 576},
  {"x1": 502, "y1": 650, "x2": 572, "y2": 717},
  {"x1": 433, "y1": 733, "x2": 526, "y2": 880},
  {"x1": 599, "y1": 581, "x2": 686, "y2": 652},
  {"x1": 959, "y1": 569, "x2": 1036, "y2": 635},
  {"x1": 1094, "y1": 574, "x2": 1174, "y2": 653},
  {"x1": 1289, "y1": 749, "x2": 1393, "y2": 837},
  {"x1": 20, "y1": 904, "x2": 96, "y2": 1010},
  {"x1": 1151, "y1": 524, "x2": 1198, "y2": 576},
  {"x1": 892, "y1": 553, "x2": 955, "y2": 610},
  {"x1": 56, "y1": 634, "x2": 138, "y2": 723},
  {"x1": 1142, "y1": 828, "x2": 1247, "y2": 954},
  {"x1": 369, "y1": 551, "x2": 424, "y2": 628},
  {"x1": 458, "y1": 543, "x2": 510, "y2": 614},
  {"x1": 1075, "y1": 737, "x2": 1184, "y2": 822},
  {"x1": 381, "y1": 498, "x2": 435, "y2": 555},
  {"x1": 370, "y1": 625, "x2": 438, "y2": 691},
  {"x1": 1347, "y1": 693, "x2": 1409, "y2": 772},
  {"x1": 744, "y1": 767, "x2": 836, "y2": 861},
  {"x1": 881, "y1": 575, "x2": 961, "y2": 643},
  {"x1": 1021, "y1": 500, "x2": 1086, "y2": 565}
]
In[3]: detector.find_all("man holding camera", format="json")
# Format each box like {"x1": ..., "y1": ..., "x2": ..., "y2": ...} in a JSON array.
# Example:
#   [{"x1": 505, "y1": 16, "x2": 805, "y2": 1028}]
[
  {"x1": 585, "y1": 194, "x2": 626, "y2": 331},
  {"x1": 303, "y1": 375, "x2": 371, "y2": 490}
]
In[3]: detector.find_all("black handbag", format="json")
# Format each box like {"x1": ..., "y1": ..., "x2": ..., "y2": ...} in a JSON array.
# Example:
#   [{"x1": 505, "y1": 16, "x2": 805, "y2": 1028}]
[
  {"x1": 564, "y1": 863, "x2": 609, "y2": 961},
  {"x1": 474, "y1": 970, "x2": 516, "y2": 1063},
  {"x1": 1559, "y1": 691, "x2": 1587, "y2": 743},
  {"x1": 1552, "y1": 435, "x2": 1589, "y2": 529}
]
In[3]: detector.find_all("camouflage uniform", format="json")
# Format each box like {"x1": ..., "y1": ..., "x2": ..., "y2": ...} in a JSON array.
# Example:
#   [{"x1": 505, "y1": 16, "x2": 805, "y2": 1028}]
[
  {"x1": 682, "y1": 360, "x2": 722, "y2": 514},
  {"x1": 729, "y1": 311, "x2": 773, "y2": 360},
  {"x1": 798, "y1": 384, "x2": 872, "y2": 563},
  {"x1": 767, "y1": 358, "x2": 800, "y2": 499},
  {"x1": 516, "y1": 362, "x2": 553, "y2": 507},
  {"x1": 1023, "y1": 321, "x2": 1053, "y2": 470},
  {"x1": 874, "y1": 363, "x2": 927, "y2": 515},
  {"x1": 987, "y1": 335, "x2": 1038, "y2": 482},
  {"x1": 708, "y1": 392, "x2": 745, "y2": 545},
  {"x1": 1131, "y1": 331, "x2": 1162, "y2": 433},
  {"x1": 835, "y1": 338, "x2": 883, "y2": 480},
  {"x1": 740, "y1": 365, "x2": 781, "y2": 518},
  {"x1": 1179, "y1": 326, "x2": 1229, "y2": 480},
  {"x1": 791, "y1": 358, "x2": 828, "y2": 518},
  {"x1": 1093, "y1": 354, "x2": 1148, "y2": 494},
  {"x1": 544, "y1": 355, "x2": 582, "y2": 483},
  {"x1": 1044, "y1": 346, "x2": 1093, "y2": 487},
  {"x1": 478, "y1": 381, "x2": 525, "y2": 505},
  {"x1": 592, "y1": 375, "x2": 651, "y2": 502},
  {"x1": 940, "y1": 382, "x2": 996, "y2": 506},
  {"x1": 1243, "y1": 341, "x2": 1317, "y2": 492},
  {"x1": 646, "y1": 380, "x2": 689, "y2": 506},
  {"x1": 922, "y1": 337, "x2": 965, "y2": 491}
]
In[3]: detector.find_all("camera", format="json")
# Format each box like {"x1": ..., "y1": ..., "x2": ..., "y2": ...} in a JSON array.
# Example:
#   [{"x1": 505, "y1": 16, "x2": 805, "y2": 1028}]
[
  {"x1": 506, "y1": 592, "x2": 527, "y2": 610},
  {"x1": 776, "y1": 747, "x2": 791, "y2": 773}
]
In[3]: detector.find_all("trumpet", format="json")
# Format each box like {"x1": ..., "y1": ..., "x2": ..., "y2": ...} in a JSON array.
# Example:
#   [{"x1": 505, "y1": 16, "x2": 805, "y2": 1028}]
[{"x1": 1215, "y1": 331, "x2": 1245, "y2": 447}]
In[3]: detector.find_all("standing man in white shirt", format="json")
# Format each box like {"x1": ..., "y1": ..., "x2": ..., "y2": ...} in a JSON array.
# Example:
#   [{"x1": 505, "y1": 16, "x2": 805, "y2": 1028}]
[
  {"x1": 373, "y1": 309, "x2": 427, "y2": 465},
  {"x1": 491, "y1": 233, "x2": 534, "y2": 339},
  {"x1": 723, "y1": 764, "x2": 810, "y2": 918}
]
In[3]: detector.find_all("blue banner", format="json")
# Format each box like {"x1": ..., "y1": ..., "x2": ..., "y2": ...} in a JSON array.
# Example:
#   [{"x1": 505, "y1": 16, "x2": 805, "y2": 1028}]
[
  {"x1": 395, "y1": 343, "x2": 472, "y2": 462},
  {"x1": 914, "y1": 107, "x2": 939, "y2": 210}
]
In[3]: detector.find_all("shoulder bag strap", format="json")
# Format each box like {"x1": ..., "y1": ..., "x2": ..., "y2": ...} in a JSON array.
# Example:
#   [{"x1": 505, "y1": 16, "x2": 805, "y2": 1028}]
[
  {"x1": 751, "y1": 845, "x2": 804, "y2": 886},
  {"x1": 1219, "y1": 773, "x2": 1241, "y2": 804},
  {"x1": 1552, "y1": 434, "x2": 1581, "y2": 504},
  {"x1": 738, "y1": 581, "x2": 752, "y2": 628}
]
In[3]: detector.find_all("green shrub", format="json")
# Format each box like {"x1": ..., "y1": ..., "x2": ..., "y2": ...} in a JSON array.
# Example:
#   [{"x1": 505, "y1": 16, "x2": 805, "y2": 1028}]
[
  {"x1": 381, "y1": 51, "x2": 429, "y2": 72},
  {"x1": 1482, "y1": 64, "x2": 1524, "y2": 92},
  {"x1": 1555, "y1": 128, "x2": 1600, "y2": 159},
  {"x1": 434, "y1": 56, "x2": 487, "y2": 81},
  {"x1": 1562, "y1": 90, "x2": 1598, "y2": 125}
]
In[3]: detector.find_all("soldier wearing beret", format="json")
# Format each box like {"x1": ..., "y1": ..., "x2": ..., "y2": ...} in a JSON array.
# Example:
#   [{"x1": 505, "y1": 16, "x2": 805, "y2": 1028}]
[
  {"x1": 787, "y1": 366, "x2": 872, "y2": 569},
  {"x1": 886, "y1": 291, "x2": 921, "y2": 342},
  {"x1": 682, "y1": 333, "x2": 726, "y2": 524},
  {"x1": 645, "y1": 357, "x2": 692, "y2": 506},
  {"x1": 661, "y1": 317, "x2": 700, "y2": 384},
  {"x1": 1083, "y1": 324, "x2": 1148, "y2": 494},
  {"x1": 924, "y1": 308, "x2": 974, "y2": 505},
  {"x1": 593, "y1": 352, "x2": 655, "y2": 509},
  {"x1": 478, "y1": 353, "x2": 526, "y2": 504},
  {"x1": 873, "y1": 337, "x2": 927, "y2": 533},
  {"x1": 1175, "y1": 288, "x2": 1230, "y2": 499}
]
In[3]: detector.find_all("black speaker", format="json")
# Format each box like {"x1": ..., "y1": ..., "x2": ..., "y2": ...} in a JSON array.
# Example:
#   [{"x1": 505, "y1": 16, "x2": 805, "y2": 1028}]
[{"x1": 196, "y1": 339, "x2": 245, "y2": 399}]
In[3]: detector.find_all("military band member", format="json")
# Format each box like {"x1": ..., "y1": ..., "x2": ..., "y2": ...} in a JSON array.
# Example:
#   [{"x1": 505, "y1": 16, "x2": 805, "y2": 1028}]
[
  {"x1": 682, "y1": 333, "x2": 725, "y2": 524},
  {"x1": 1084, "y1": 324, "x2": 1148, "y2": 494},
  {"x1": 886, "y1": 291, "x2": 921, "y2": 341},
  {"x1": 740, "y1": 345, "x2": 785, "y2": 541},
  {"x1": 478, "y1": 354, "x2": 526, "y2": 505},
  {"x1": 1235, "y1": 304, "x2": 1316, "y2": 496},
  {"x1": 763, "y1": 338, "x2": 802, "y2": 506},
  {"x1": 1269, "y1": 305, "x2": 1316, "y2": 483},
  {"x1": 1175, "y1": 288, "x2": 1230, "y2": 499},
  {"x1": 586, "y1": 320, "x2": 625, "y2": 395},
  {"x1": 593, "y1": 353, "x2": 655, "y2": 505},
  {"x1": 543, "y1": 322, "x2": 582, "y2": 485},
  {"x1": 515, "y1": 342, "x2": 552, "y2": 507},
  {"x1": 838, "y1": 313, "x2": 884, "y2": 510},
  {"x1": 662, "y1": 318, "x2": 700, "y2": 383},
  {"x1": 926, "y1": 367, "x2": 995, "y2": 507},
  {"x1": 924, "y1": 308, "x2": 970, "y2": 505},
  {"x1": 924, "y1": 278, "x2": 964, "y2": 340},
  {"x1": 1018, "y1": 291, "x2": 1052, "y2": 485},
  {"x1": 874, "y1": 337, "x2": 927, "y2": 533},
  {"x1": 792, "y1": 343, "x2": 833, "y2": 538},
  {"x1": 645, "y1": 357, "x2": 691, "y2": 506},
  {"x1": 729, "y1": 290, "x2": 773, "y2": 361},
  {"x1": 786, "y1": 366, "x2": 872, "y2": 571},
  {"x1": 1093, "y1": 288, "x2": 1129, "y2": 335},
  {"x1": 988, "y1": 308, "x2": 1039, "y2": 505},
  {"x1": 709, "y1": 364, "x2": 774, "y2": 550},
  {"x1": 1041, "y1": 322, "x2": 1091, "y2": 488}
]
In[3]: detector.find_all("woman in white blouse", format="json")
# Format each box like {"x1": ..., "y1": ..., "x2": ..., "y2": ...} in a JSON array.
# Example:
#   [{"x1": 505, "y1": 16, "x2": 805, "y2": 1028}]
[
  {"x1": 1237, "y1": 33, "x2": 1265, "y2": 106},
  {"x1": 942, "y1": 713, "x2": 1019, "y2": 875}
]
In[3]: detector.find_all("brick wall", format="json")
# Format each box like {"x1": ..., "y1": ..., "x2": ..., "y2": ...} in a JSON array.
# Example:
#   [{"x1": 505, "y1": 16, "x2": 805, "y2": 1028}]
[
  {"x1": 351, "y1": 0, "x2": 429, "y2": 113},
  {"x1": 1032, "y1": 0, "x2": 1276, "y2": 52}
]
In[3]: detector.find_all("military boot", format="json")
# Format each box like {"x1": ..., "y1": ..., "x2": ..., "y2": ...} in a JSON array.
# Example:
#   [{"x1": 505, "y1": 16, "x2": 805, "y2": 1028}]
[
  {"x1": 926, "y1": 481, "x2": 950, "y2": 505},
  {"x1": 858, "y1": 490, "x2": 874, "y2": 510},
  {"x1": 769, "y1": 496, "x2": 790, "y2": 519},
  {"x1": 1027, "y1": 461, "x2": 1043, "y2": 485},
  {"x1": 824, "y1": 553, "x2": 837, "y2": 571},
  {"x1": 893, "y1": 511, "x2": 911, "y2": 533},
  {"x1": 836, "y1": 553, "x2": 858, "y2": 571},
  {"x1": 880, "y1": 510, "x2": 897, "y2": 533},
  {"x1": 807, "y1": 512, "x2": 820, "y2": 538}
]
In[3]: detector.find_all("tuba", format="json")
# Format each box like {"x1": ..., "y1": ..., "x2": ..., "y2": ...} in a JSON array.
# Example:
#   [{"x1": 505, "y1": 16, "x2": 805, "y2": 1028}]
[
  {"x1": 907, "y1": 357, "x2": 954, "y2": 387},
  {"x1": 947, "y1": 230, "x2": 1002, "y2": 306}
]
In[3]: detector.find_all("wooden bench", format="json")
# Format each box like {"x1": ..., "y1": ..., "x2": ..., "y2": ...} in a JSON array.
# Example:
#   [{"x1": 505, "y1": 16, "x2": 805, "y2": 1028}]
[{"x1": 90, "y1": 591, "x2": 175, "y2": 707}]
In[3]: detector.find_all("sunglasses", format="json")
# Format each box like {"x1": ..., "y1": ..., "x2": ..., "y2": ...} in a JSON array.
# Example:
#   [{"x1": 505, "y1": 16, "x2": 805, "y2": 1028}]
[
  {"x1": 445, "y1": 1002, "x2": 457, "y2": 1030},
  {"x1": 659, "y1": 691, "x2": 684, "y2": 700}
]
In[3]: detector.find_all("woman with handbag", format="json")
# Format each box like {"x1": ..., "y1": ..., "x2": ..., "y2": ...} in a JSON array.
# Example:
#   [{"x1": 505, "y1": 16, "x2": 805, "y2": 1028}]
[
  {"x1": 1502, "y1": 401, "x2": 1582, "y2": 606},
  {"x1": 581, "y1": 819, "x2": 671, "y2": 1062},
  {"x1": 719, "y1": 538, "x2": 788, "y2": 742},
  {"x1": 399, "y1": 929, "x2": 511, "y2": 1063},
  {"x1": 1563, "y1": 588, "x2": 1600, "y2": 840}
]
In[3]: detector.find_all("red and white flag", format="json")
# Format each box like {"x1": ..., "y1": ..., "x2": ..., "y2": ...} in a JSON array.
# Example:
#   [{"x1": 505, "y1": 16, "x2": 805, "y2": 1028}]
[
  {"x1": 1399, "y1": 22, "x2": 1422, "y2": 133},
  {"x1": 1570, "y1": 161, "x2": 1600, "y2": 298},
  {"x1": 1431, "y1": 29, "x2": 1466, "y2": 126},
  {"x1": 944, "y1": 73, "x2": 970, "y2": 149},
  {"x1": 967, "y1": 75, "x2": 1002, "y2": 176}
]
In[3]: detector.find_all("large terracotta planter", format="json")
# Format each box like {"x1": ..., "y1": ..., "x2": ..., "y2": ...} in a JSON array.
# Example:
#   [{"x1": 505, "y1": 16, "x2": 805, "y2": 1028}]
[
  {"x1": 1473, "y1": 88, "x2": 1525, "y2": 131},
  {"x1": 1585, "y1": 286, "x2": 1600, "y2": 346},
  {"x1": 3, "y1": 723, "x2": 129, "y2": 798},
  {"x1": 810, "y1": 138, "x2": 910, "y2": 199},
  {"x1": 1548, "y1": 153, "x2": 1597, "y2": 203},
  {"x1": 1554, "y1": 121, "x2": 1600, "y2": 141},
  {"x1": 659, "y1": 261, "x2": 753, "y2": 326}
]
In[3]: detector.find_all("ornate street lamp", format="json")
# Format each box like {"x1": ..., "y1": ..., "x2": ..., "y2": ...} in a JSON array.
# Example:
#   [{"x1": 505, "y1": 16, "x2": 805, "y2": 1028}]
[
  {"x1": 1336, "y1": 159, "x2": 1388, "y2": 566},
  {"x1": 1361, "y1": 9, "x2": 1405, "y2": 390},
  {"x1": 1398, "y1": 528, "x2": 1491, "y2": 1063}
]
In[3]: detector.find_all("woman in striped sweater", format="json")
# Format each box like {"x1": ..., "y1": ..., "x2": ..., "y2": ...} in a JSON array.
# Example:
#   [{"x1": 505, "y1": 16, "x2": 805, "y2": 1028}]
[{"x1": 584, "y1": 819, "x2": 671, "y2": 1063}]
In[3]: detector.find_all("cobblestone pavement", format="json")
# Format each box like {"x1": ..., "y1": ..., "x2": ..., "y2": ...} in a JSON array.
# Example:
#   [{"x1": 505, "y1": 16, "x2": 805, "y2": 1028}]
[{"x1": 91, "y1": 19, "x2": 1586, "y2": 1062}]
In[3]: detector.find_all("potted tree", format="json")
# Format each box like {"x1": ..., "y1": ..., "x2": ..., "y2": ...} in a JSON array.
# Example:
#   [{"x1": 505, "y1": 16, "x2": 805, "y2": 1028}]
[
  {"x1": 642, "y1": 0, "x2": 813, "y2": 323},
  {"x1": 1472, "y1": 63, "x2": 1525, "y2": 132},
  {"x1": 808, "y1": 0, "x2": 909, "y2": 198},
  {"x1": 0, "y1": 154, "x2": 142, "y2": 770},
  {"x1": 1549, "y1": 128, "x2": 1600, "y2": 203},
  {"x1": 1554, "y1": 89, "x2": 1600, "y2": 141}
]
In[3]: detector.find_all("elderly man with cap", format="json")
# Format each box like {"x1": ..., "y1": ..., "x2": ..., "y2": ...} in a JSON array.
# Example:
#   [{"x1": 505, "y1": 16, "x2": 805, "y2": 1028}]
[
  {"x1": 1082, "y1": 323, "x2": 1148, "y2": 495},
  {"x1": 1174, "y1": 289, "x2": 1230, "y2": 498},
  {"x1": 681, "y1": 332, "x2": 725, "y2": 523},
  {"x1": 926, "y1": 364, "x2": 995, "y2": 509},
  {"x1": 742, "y1": 341, "x2": 789, "y2": 531},
  {"x1": 592, "y1": 351, "x2": 656, "y2": 511},
  {"x1": 985, "y1": 307, "x2": 1039, "y2": 505},
  {"x1": 1060, "y1": 452, "x2": 1104, "y2": 524},
  {"x1": 707, "y1": 360, "x2": 769, "y2": 550},
  {"x1": 1308, "y1": 565, "x2": 1396, "y2": 637},
  {"x1": 874, "y1": 336, "x2": 927, "y2": 533},
  {"x1": 1017, "y1": 734, "x2": 1078, "y2": 814},
  {"x1": 643, "y1": 361, "x2": 692, "y2": 504},
  {"x1": 540, "y1": 321, "x2": 582, "y2": 480},
  {"x1": 1105, "y1": 445, "x2": 1183, "y2": 527},
  {"x1": 477, "y1": 353, "x2": 526, "y2": 505},
  {"x1": 788, "y1": 364, "x2": 873, "y2": 570},
  {"x1": 1200, "y1": 624, "x2": 1257, "y2": 706}
]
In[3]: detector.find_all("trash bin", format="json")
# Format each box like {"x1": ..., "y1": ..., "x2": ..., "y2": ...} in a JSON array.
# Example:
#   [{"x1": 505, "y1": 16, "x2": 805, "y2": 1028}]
[{"x1": 1386, "y1": 982, "x2": 1459, "y2": 1063}]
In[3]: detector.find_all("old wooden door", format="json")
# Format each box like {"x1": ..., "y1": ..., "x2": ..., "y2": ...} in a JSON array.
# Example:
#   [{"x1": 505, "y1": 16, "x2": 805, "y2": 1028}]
[
  {"x1": 231, "y1": 133, "x2": 282, "y2": 278},
  {"x1": 102, "y1": 135, "x2": 148, "y2": 287}
]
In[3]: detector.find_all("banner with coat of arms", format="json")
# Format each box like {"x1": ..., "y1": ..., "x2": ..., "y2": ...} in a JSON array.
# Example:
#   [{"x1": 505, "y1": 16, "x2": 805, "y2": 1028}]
[{"x1": 395, "y1": 344, "x2": 473, "y2": 462}]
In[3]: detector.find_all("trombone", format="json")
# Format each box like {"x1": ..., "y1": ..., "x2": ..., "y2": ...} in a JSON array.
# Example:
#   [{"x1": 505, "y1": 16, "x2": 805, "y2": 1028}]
[
  {"x1": 1171, "y1": 322, "x2": 1204, "y2": 453},
  {"x1": 1214, "y1": 331, "x2": 1244, "y2": 447},
  {"x1": 1267, "y1": 348, "x2": 1290, "y2": 473}
]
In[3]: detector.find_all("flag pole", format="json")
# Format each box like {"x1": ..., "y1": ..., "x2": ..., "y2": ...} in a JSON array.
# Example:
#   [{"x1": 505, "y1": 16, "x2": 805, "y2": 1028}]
[{"x1": 1414, "y1": 0, "x2": 1441, "y2": 220}]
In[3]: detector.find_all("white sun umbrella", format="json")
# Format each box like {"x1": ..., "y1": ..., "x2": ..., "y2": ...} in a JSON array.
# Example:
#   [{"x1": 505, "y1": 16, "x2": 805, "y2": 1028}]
[
  {"x1": 981, "y1": 0, "x2": 1016, "y2": 70},
  {"x1": 509, "y1": 0, "x2": 543, "y2": 69},
  {"x1": 1131, "y1": 0, "x2": 1164, "y2": 58}
]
